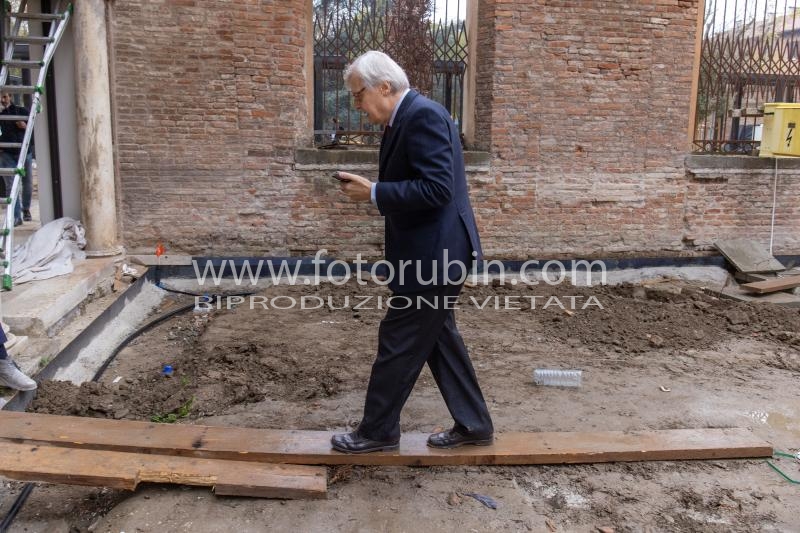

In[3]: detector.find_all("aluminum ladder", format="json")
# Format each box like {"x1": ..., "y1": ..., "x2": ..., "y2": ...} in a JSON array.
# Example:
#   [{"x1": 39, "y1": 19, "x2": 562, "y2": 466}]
[{"x1": 0, "y1": 0, "x2": 71, "y2": 290}]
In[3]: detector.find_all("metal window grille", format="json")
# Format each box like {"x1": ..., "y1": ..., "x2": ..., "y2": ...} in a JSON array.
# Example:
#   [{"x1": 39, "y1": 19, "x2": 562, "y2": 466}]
[
  {"x1": 313, "y1": 0, "x2": 468, "y2": 147},
  {"x1": 694, "y1": 1, "x2": 800, "y2": 153}
]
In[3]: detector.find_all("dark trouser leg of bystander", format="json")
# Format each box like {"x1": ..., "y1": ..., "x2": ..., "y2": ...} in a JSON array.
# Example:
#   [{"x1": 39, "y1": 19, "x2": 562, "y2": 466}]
[
  {"x1": 0, "y1": 326, "x2": 7, "y2": 359},
  {"x1": 0, "y1": 151, "x2": 22, "y2": 224},
  {"x1": 21, "y1": 153, "x2": 32, "y2": 220}
]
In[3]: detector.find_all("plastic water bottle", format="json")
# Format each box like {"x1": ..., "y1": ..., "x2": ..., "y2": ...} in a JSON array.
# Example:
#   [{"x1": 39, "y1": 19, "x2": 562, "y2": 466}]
[{"x1": 533, "y1": 368, "x2": 582, "y2": 387}]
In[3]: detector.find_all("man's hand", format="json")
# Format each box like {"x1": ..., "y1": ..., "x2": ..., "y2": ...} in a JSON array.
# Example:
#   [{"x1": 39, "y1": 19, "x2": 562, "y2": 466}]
[
  {"x1": 15, "y1": 121, "x2": 26, "y2": 130},
  {"x1": 336, "y1": 171, "x2": 372, "y2": 203}
]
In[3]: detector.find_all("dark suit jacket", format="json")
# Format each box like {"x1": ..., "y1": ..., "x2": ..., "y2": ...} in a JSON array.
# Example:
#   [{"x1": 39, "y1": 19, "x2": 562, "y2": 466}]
[
  {"x1": 0, "y1": 103, "x2": 30, "y2": 157},
  {"x1": 375, "y1": 91, "x2": 482, "y2": 294}
]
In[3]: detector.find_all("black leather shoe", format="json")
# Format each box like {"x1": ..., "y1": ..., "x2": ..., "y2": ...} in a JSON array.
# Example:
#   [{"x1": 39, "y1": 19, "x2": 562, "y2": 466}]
[
  {"x1": 331, "y1": 431, "x2": 399, "y2": 454},
  {"x1": 427, "y1": 428, "x2": 494, "y2": 449},
  {"x1": 22, "y1": 210, "x2": 31, "y2": 222}
]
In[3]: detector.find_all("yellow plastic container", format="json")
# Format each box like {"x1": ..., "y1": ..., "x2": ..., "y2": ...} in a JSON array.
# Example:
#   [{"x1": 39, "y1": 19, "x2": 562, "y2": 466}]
[{"x1": 760, "y1": 103, "x2": 800, "y2": 157}]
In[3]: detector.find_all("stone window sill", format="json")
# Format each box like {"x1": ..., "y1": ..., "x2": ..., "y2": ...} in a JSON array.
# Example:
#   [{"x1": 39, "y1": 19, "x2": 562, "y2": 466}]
[
  {"x1": 686, "y1": 154, "x2": 800, "y2": 171},
  {"x1": 295, "y1": 148, "x2": 491, "y2": 171}
]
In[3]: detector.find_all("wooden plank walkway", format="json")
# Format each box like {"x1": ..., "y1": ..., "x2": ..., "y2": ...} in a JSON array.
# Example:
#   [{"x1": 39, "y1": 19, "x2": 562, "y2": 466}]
[
  {"x1": 0, "y1": 412, "x2": 772, "y2": 467},
  {"x1": 0, "y1": 441, "x2": 327, "y2": 498}
]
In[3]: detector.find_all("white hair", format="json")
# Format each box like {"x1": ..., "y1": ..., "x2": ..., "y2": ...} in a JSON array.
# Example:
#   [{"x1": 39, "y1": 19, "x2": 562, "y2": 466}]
[{"x1": 344, "y1": 51, "x2": 410, "y2": 93}]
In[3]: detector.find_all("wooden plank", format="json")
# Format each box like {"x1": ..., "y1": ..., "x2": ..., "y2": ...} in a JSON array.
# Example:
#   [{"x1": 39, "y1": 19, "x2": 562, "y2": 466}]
[
  {"x1": 741, "y1": 274, "x2": 800, "y2": 294},
  {"x1": 0, "y1": 441, "x2": 327, "y2": 498},
  {"x1": 734, "y1": 271, "x2": 775, "y2": 284},
  {"x1": 0, "y1": 412, "x2": 772, "y2": 467},
  {"x1": 714, "y1": 239, "x2": 786, "y2": 273},
  {"x1": 715, "y1": 284, "x2": 800, "y2": 307}
]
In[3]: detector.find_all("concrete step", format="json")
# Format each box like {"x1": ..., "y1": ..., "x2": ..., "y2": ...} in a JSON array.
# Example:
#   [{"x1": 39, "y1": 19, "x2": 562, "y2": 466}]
[
  {"x1": 2, "y1": 257, "x2": 119, "y2": 337},
  {"x1": 11, "y1": 337, "x2": 60, "y2": 377},
  {"x1": 0, "y1": 260, "x2": 144, "y2": 403},
  {"x1": 7, "y1": 335, "x2": 29, "y2": 358}
]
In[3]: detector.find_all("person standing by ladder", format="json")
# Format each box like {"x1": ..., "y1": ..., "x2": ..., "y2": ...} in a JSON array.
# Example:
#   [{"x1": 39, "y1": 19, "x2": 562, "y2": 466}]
[{"x1": 0, "y1": 90, "x2": 33, "y2": 226}]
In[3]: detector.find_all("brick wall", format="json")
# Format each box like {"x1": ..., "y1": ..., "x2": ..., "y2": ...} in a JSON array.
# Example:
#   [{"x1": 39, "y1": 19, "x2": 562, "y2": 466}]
[
  {"x1": 684, "y1": 157, "x2": 800, "y2": 254},
  {"x1": 111, "y1": 0, "x2": 800, "y2": 258},
  {"x1": 473, "y1": 0, "x2": 698, "y2": 257},
  {"x1": 112, "y1": 0, "x2": 308, "y2": 255}
]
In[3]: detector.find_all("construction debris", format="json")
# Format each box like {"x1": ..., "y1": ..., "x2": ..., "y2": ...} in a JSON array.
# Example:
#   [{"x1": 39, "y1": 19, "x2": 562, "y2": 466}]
[
  {"x1": 741, "y1": 274, "x2": 800, "y2": 294},
  {"x1": 714, "y1": 239, "x2": 786, "y2": 273},
  {"x1": 463, "y1": 492, "x2": 498, "y2": 509},
  {"x1": 714, "y1": 238, "x2": 800, "y2": 306}
]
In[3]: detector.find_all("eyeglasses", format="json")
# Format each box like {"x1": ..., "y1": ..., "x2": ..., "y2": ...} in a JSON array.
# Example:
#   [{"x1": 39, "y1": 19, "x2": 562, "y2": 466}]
[{"x1": 351, "y1": 86, "x2": 367, "y2": 103}]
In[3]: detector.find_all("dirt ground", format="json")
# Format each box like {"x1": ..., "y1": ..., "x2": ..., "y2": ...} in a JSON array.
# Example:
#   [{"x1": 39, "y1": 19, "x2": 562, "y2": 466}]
[{"x1": 8, "y1": 276, "x2": 800, "y2": 532}]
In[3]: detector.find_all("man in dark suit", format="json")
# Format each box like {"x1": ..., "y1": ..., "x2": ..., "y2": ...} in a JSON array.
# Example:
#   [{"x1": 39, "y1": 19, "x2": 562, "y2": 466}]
[{"x1": 331, "y1": 51, "x2": 493, "y2": 453}]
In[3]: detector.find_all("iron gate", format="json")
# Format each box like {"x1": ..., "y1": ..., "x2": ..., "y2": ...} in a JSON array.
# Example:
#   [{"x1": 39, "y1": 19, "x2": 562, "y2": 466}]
[
  {"x1": 695, "y1": 1, "x2": 800, "y2": 153},
  {"x1": 313, "y1": 0, "x2": 468, "y2": 147}
]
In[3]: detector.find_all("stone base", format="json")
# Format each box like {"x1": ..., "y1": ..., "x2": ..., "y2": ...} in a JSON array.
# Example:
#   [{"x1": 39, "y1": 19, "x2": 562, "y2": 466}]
[{"x1": 85, "y1": 244, "x2": 125, "y2": 258}]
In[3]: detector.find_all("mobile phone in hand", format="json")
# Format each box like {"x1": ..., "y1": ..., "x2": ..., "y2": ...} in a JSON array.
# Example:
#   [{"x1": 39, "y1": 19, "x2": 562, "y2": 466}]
[{"x1": 331, "y1": 171, "x2": 351, "y2": 182}]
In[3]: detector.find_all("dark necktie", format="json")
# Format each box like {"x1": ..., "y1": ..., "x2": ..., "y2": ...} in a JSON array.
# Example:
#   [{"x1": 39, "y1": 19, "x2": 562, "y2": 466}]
[{"x1": 380, "y1": 124, "x2": 391, "y2": 154}]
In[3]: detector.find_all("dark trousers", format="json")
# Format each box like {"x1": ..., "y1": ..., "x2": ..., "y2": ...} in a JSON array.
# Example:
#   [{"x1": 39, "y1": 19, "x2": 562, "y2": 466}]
[
  {"x1": 358, "y1": 283, "x2": 493, "y2": 441},
  {"x1": 0, "y1": 326, "x2": 8, "y2": 359}
]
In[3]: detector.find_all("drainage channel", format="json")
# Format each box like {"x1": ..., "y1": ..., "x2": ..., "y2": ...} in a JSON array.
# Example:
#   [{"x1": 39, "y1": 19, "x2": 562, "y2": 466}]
[
  {"x1": 0, "y1": 269, "x2": 166, "y2": 531},
  {"x1": 0, "y1": 266, "x2": 259, "y2": 531},
  {"x1": 167, "y1": 253, "x2": 800, "y2": 279}
]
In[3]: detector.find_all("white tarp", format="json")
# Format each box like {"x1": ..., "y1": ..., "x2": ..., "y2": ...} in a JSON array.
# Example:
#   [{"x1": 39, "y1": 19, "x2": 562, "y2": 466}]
[{"x1": 11, "y1": 217, "x2": 87, "y2": 284}]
